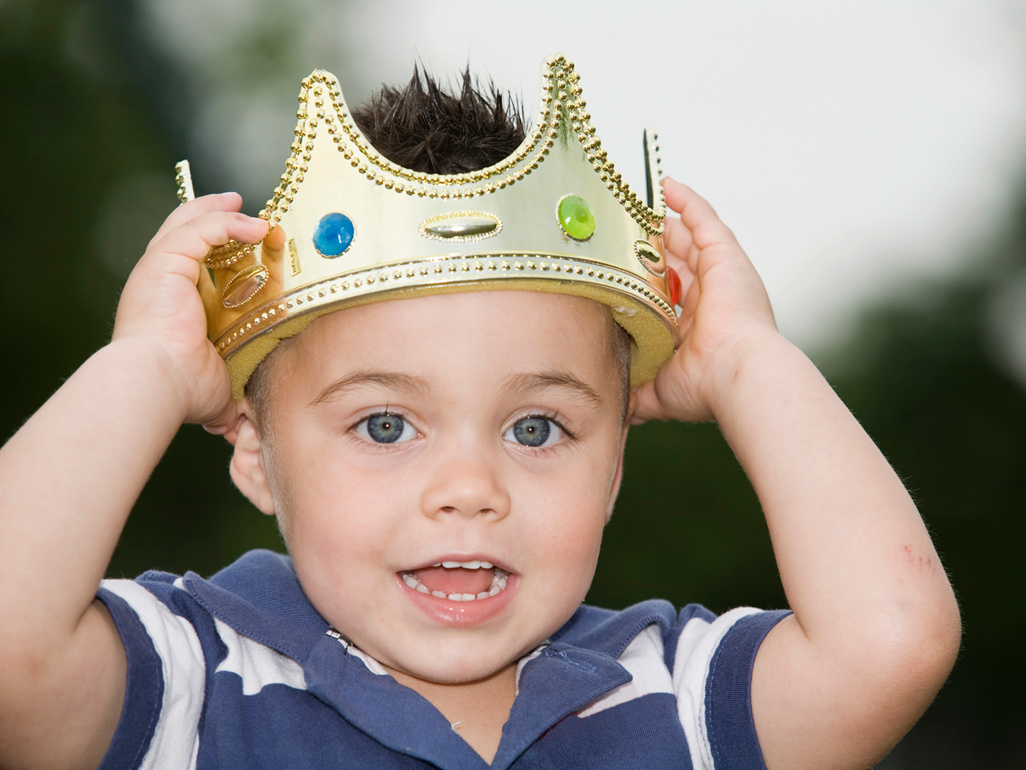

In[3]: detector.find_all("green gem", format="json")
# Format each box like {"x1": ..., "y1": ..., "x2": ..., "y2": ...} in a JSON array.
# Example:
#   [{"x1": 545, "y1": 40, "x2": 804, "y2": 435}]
[{"x1": 557, "y1": 195, "x2": 595, "y2": 241}]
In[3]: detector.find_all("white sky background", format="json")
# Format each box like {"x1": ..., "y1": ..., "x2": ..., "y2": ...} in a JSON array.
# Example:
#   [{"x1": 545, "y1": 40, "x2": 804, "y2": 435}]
[{"x1": 147, "y1": 0, "x2": 1026, "y2": 350}]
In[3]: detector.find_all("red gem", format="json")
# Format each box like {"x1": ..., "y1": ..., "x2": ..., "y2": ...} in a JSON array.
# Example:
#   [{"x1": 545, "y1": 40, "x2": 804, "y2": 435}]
[{"x1": 666, "y1": 266, "x2": 682, "y2": 307}]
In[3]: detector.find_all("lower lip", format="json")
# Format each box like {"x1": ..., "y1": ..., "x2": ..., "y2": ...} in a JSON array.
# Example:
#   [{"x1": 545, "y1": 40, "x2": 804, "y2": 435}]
[{"x1": 397, "y1": 574, "x2": 517, "y2": 627}]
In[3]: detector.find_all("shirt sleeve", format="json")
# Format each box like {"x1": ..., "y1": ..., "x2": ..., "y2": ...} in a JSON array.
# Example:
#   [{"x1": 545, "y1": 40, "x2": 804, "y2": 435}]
[
  {"x1": 672, "y1": 606, "x2": 791, "y2": 770},
  {"x1": 95, "y1": 578, "x2": 207, "y2": 770}
]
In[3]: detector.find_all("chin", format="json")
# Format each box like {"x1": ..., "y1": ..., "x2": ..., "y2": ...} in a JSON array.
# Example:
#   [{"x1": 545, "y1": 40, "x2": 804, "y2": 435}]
[
  {"x1": 428, "y1": 653, "x2": 516, "y2": 684},
  {"x1": 384, "y1": 641, "x2": 525, "y2": 688}
]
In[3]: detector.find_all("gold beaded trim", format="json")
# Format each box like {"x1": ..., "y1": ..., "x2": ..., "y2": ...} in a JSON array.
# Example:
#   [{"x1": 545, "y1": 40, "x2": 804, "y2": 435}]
[
  {"x1": 174, "y1": 161, "x2": 195, "y2": 203},
  {"x1": 214, "y1": 253, "x2": 675, "y2": 355},
  {"x1": 204, "y1": 241, "x2": 255, "y2": 270},
  {"x1": 262, "y1": 55, "x2": 664, "y2": 237}
]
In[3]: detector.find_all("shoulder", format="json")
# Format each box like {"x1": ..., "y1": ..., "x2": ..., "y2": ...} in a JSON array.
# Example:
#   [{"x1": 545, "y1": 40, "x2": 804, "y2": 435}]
[
  {"x1": 549, "y1": 601, "x2": 789, "y2": 770},
  {"x1": 555, "y1": 600, "x2": 787, "y2": 667},
  {"x1": 97, "y1": 549, "x2": 305, "y2": 659},
  {"x1": 94, "y1": 550, "x2": 321, "y2": 770}
]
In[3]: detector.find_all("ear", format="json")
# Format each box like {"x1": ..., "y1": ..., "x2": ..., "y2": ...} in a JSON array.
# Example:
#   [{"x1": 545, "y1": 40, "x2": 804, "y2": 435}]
[{"x1": 227, "y1": 409, "x2": 276, "y2": 516}]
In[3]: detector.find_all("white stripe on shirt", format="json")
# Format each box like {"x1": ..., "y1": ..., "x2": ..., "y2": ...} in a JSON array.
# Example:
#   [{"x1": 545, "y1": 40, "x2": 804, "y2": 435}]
[{"x1": 102, "y1": 579, "x2": 204, "y2": 770}]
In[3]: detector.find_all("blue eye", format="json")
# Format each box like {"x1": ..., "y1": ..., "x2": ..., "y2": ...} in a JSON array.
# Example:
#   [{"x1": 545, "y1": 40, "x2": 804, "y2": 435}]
[
  {"x1": 505, "y1": 416, "x2": 562, "y2": 448},
  {"x1": 357, "y1": 413, "x2": 416, "y2": 444}
]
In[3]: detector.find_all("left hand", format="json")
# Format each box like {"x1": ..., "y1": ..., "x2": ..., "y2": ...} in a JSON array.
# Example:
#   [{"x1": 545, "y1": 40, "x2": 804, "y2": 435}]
[{"x1": 632, "y1": 177, "x2": 778, "y2": 424}]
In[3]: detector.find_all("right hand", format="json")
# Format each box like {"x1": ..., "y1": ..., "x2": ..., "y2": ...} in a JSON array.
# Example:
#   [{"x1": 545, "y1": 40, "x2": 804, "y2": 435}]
[{"x1": 112, "y1": 193, "x2": 268, "y2": 432}]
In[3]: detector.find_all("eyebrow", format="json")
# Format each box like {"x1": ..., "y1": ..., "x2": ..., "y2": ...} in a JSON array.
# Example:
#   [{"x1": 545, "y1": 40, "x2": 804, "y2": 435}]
[
  {"x1": 310, "y1": 371, "x2": 429, "y2": 406},
  {"x1": 501, "y1": 371, "x2": 604, "y2": 408}
]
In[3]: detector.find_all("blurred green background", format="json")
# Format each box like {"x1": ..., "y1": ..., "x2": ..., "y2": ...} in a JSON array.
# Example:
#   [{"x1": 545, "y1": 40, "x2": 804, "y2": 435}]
[{"x1": 2, "y1": 1, "x2": 1024, "y2": 766}]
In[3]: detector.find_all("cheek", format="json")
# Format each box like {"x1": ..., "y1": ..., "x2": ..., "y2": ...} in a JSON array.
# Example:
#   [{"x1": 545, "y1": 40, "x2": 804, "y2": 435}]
[
  {"x1": 523, "y1": 479, "x2": 608, "y2": 568},
  {"x1": 259, "y1": 448, "x2": 294, "y2": 538},
  {"x1": 547, "y1": 457, "x2": 620, "y2": 576},
  {"x1": 260, "y1": 443, "x2": 345, "y2": 555},
  {"x1": 274, "y1": 460, "x2": 409, "y2": 566},
  {"x1": 540, "y1": 521, "x2": 605, "y2": 614}
]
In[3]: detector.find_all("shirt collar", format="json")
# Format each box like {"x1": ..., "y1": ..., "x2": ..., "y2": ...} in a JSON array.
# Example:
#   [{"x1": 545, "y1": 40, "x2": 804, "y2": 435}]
[{"x1": 181, "y1": 549, "x2": 674, "y2": 768}]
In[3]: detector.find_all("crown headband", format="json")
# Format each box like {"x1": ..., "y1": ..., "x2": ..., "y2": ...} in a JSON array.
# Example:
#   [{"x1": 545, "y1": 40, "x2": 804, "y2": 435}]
[{"x1": 182, "y1": 54, "x2": 682, "y2": 400}]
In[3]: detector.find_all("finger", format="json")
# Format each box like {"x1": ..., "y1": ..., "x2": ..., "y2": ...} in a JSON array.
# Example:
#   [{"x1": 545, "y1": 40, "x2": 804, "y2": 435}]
[
  {"x1": 147, "y1": 192, "x2": 245, "y2": 250},
  {"x1": 662, "y1": 177, "x2": 741, "y2": 252},
  {"x1": 662, "y1": 215, "x2": 694, "y2": 265},
  {"x1": 630, "y1": 380, "x2": 671, "y2": 424},
  {"x1": 662, "y1": 176, "x2": 716, "y2": 217},
  {"x1": 628, "y1": 382, "x2": 654, "y2": 424},
  {"x1": 678, "y1": 272, "x2": 701, "y2": 334},
  {"x1": 146, "y1": 210, "x2": 269, "y2": 275},
  {"x1": 202, "y1": 400, "x2": 244, "y2": 437},
  {"x1": 261, "y1": 224, "x2": 287, "y2": 261}
]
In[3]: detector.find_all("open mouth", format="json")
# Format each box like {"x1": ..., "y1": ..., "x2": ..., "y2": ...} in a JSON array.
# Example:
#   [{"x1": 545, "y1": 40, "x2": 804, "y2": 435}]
[{"x1": 400, "y1": 560, "x2": 510, "y2": 602}]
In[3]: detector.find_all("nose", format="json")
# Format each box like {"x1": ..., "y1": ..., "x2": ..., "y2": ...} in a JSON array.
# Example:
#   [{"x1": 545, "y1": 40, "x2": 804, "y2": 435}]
[{"x1": 420, "y1": 438, "x2": 511, "y2": 521}]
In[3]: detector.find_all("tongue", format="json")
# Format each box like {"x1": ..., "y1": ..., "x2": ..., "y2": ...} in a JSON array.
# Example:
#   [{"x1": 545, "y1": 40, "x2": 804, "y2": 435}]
[{"x1": 413, "y1": 566, "x2": 494, "y2": 596}]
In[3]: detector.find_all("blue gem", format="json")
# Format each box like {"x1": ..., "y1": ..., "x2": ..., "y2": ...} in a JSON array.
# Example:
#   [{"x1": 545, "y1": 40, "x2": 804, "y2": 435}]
[{"x1": 313, "y1": 212, "x2": 355, "y2": 257}]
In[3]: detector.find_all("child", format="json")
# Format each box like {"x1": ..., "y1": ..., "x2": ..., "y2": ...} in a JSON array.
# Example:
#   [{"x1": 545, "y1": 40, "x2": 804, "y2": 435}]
[{"x1": 0, "y1": 56, "x2": 960, "y2": 769}]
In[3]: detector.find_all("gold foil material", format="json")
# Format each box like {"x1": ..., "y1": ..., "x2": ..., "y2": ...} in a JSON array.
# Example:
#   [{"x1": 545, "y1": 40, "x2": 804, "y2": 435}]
[{"x1": 192, "y1": 54, "x2": 680, "y2": 399}]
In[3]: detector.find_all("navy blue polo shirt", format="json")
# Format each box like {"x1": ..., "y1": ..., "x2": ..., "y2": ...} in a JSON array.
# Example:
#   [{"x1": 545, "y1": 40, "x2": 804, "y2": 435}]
[{"x1": 97, "y1": 550, "x2": 786, "y2": 769}]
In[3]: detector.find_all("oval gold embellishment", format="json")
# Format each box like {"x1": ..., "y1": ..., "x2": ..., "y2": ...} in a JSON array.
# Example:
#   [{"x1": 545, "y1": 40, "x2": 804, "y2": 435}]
[
  {"x1": 634, "y1": 240, "x2": 666, "y2": 275},
  {"x1": 419, "y1": 212, "x2": 502, "y2": 242},
  {"x1": 221, "y1": 265, "x2": 269, "y2": 309}
]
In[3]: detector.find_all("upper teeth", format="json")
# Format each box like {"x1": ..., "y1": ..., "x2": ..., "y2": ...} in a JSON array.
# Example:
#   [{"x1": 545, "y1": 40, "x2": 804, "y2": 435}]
[{"x1": 435, "y1": 560, "x2": 493, "y2": 570}]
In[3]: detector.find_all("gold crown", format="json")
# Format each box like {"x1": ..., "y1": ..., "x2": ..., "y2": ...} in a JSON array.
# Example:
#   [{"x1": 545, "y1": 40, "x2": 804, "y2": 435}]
[{"x1": 181, "y1": 54, "x2": 682, "y2": 400}]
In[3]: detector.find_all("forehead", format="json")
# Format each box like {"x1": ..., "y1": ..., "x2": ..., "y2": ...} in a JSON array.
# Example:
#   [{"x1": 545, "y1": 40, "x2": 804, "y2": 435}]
[{"x1": 262, "y1": 290, "x2": 620, "y2": 403}]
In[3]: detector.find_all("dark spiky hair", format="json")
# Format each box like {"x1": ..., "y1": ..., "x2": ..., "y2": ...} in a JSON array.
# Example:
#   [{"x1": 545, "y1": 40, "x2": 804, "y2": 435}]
[{"x1": 351, "y1": 67, "x2": 526, "y2": 175}]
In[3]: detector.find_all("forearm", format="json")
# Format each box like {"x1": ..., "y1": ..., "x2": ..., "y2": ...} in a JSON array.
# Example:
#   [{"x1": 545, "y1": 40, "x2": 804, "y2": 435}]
[
  {"x1": 0, "y1": 339, "x2": 186, "y2": 641},
  {"x1": 710, "y1": 327, "x2": 959, "y2": 766},
  {"x1": 711, "y1": 327, "x2": 958, "y2": 647},
  {"x1": 0, "y1": 198, "x2": 257, "y2": 769},
  {"x1": 647, "y1": 179, "x2": 957, "y2": 765}
]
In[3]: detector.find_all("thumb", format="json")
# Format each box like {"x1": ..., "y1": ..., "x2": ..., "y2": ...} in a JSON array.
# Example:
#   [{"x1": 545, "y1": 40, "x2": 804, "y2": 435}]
[
  {"x1": 629, "y1": 381, "x2": 661, "y2": 424},
  {"x1": 201, "y1": 399, "x2": 244, "y2": 439}
]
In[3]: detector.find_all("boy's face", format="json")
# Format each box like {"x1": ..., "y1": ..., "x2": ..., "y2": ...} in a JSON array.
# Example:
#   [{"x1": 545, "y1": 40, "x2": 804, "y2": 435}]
[{"x1": 247, "y1": 291, "x2": 629, "y2": 688}]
